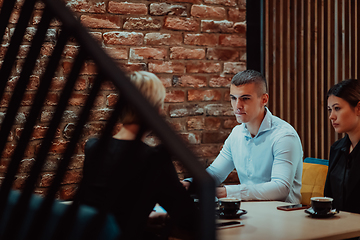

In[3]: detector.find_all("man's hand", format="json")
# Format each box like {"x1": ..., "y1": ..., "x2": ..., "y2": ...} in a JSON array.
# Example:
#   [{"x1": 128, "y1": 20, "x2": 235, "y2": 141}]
[
  {"x1": 181, "y1": 180, "x2": 191, "y2": 190},
  {"x1": 216, "y1": 186, "x2": 227, "y2": 198}
]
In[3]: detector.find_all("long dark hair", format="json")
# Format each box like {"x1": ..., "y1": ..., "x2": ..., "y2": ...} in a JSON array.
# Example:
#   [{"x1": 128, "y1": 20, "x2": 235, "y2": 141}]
[{"x1": 327, "y1": 79, "x2": 360, "y2": 107}]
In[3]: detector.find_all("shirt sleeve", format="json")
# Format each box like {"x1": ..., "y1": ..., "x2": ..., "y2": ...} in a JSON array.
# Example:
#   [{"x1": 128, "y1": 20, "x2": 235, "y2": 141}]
[
  {"x1": 225, "y1": 134, "x2": 301, "y2": 201},
  {"x1": 206, "y1": 134, "x2": 236, "y2": 186}
]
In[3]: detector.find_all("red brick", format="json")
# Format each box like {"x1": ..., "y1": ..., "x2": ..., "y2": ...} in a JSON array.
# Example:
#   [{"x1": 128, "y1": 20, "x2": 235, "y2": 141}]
[
  {"x1": 40, "y1": 44, "x2": 55, "y2": 58},
  {"x1": 80, "y1": 15, "x2": 121, "y2": 29},
  {"x1": 130, "y1": 47, "x2": 167, "y2": 60},
  {"x1": 172, "y1": 75, "x2": 207, "y2": 88},
  {"x1": 149, "y1": 61, "x2": 185, "y2": 74},
  {"x1": 50, "y1": 77, "x2": 66, "y2": 91},
  {"x1": 2, "y1": 143, "x2": 15, "y2": 158},
  {"x1": 16, "y1": 45, "x2": 30, "y2": 58},
  {"x1": 14, "y1": 174, "x2": 28, "y2": 189},
  {"x1": 238, "y1": 0, "x2": 246, "y2": 10},
  {"x1": 75, "y1": 77, "x2": 87, "y2": 91},
  {"x1": 62, "y1": 169, "x2": 82, "y2": 185},
  {"x1": 191, "y1": 5, "x2": 226, "y2": 19},
  {"x1": 201, "y1": 20, "x2": 234, "y2": 33},
  {"x1": 239, "y1": 48, "x2": 246, "y2": 61},
  {"x1": 207, "y1": 48, "x2": 239, "y2": 61},
  {"x1": 224, "y1": 62, "x2": 246, "y2": 74},
  {"x1": 103, "y1": 31, "x2": 144, "y2": 45},
  {"x1": 189, "y1": 144, "x2": 222, "y2": 158},
  {"x1": 164, "y1": 17, "x2": 199, "y2": 31},
  {"x1": 107, "y1": 93, "x2": 118, "y2": 107},
  {"x1": 186, "y1": 62, "x2": 221, "y2": 73},
  {"x1": 219, "y1": 34, "x2": 246, "y2": 47},
  {"x1": 68, "y1": 93, "x2": 88, "y2": 106},
  {"x1": 63, "y1": 45, "x2": 79, "y2": 58},
  {"x1": 150, "y1": 3, "x2": 187, "y2": 16},
  {"x1": 205, "y1": 117, "x2": 221, "y2": 130},
  {"x1": 202, "y1": 131, "x2": 230, "y2": 143},
  {"x1": 223, "y1": 117, "x2": 238, "y2": 129},
  {"x1": 158, "y1": 76, "x2": 172, "y2": 88},
  {"x1": 49, "y1": 140, "x2": 68, "y2": 154},
  {"x1": 204, "y1": 0, "x2": 236, "y2": 6},
  {"x1": 188, "y1": 89, "x2": 221, "y2": 101},
  {"x1": 33, "y1": 11, "x2": 61, "y2": 26},
  {"x1": 104, "y1": 47, "x2": 128, "y2": 60},
  {"x1": 184, "y1": 33, "x2": 217, "y2": 46},
  {"x1": 165, "y1": 90, "x2": 185, "y2": 103},
  {"x1": 65, "y1": 0, "x2": 106, "y2": 13},
  {"x1": 166, "y1": 0, "x2": 202, "y2": 3},
  {"x1": 187, "y1": 117, "x2": 205, "y2": 130},
  {"x1": 6, "y1": 75, "x2": 40, "y2": 91},
  {"x1": 100, "y1": 80, "x2": 116, "y2": 90},
  {"x1": 204, "y1": 104, "x2": 233, "y2": 116},
  {"x1": 144, "y1": 33, "x2": 183, "y2": 46},
  {"x1": 209, "y1": 76, "x2": 232, "y2": 87},
  {"x1": 119, "y1": 62, "x2": 147, "y2": 72},
  {"x1": 123, "y1": 17, "x2": 162, "y2": 30},
  {"x1": 228, "y1": 8, "x2": 246, "y2": 22},
  {"x1": 179, "y1": 132, "x2": 201, "y2": 144},
  {"x1": 169, "y1": 104, "x2": 204, "y2": 117},
  {"x1": 59, "y1": 184, "x2": 78, "y2": 200},
  {"x1": 9, "y1": 9, "x2": 20, "y2": 24},
  {"x1": 234, "y1": 22, "x2": 246, "y2": 34},
  {"x1": 108, "y1": 1, "x2": 147, "y2": 15},
  {"x1": 82, "y1": 123, "x2": 106, "y2": 137},
  {"x1": 167, "y1": 118, "x2": 186, "y2": 131},
  {"x1": 63, "y1": 123, "x2": 75, "y2": 139},
  {"x1": 89, "y1": 32, "x2": 103, "y2": 43},
  {"x1": 170, "y1": 47, "x2": 205, "y2": 60},
  {"x1": 224, "y1": 90, "x2": 230, "y2": 102},
  {"x1": 21, "y1": 93, "x2": 35, "y2": 106},
  {"x1": 89, "y1": 108, "x2": 113, "y2": 121},
  {"x1": 15, "y1": 126, "x2": 59, "y2": 140}
]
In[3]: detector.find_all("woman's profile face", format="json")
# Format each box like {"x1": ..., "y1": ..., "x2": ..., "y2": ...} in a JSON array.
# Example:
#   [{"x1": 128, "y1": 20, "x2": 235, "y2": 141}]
[{"x1": 327, "y1": 95, "x2": 360, "y2": 134}]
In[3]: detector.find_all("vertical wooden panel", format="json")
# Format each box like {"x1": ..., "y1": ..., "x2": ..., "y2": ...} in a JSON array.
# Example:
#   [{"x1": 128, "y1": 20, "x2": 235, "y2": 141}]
[{"x1": 264, "y1": 0, "x2": 357, "y2": 159}]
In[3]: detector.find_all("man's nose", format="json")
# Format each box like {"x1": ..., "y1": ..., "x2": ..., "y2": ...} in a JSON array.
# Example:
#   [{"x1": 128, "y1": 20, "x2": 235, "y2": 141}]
[{"x1": 236, "y1": 99, "x2": 243, "y2": 109}]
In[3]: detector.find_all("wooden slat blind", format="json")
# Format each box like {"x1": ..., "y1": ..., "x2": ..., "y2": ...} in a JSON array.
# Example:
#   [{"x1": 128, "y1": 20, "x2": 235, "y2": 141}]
[{"x1": 264, "y1": 0, "x2": 359, "y2": 159}]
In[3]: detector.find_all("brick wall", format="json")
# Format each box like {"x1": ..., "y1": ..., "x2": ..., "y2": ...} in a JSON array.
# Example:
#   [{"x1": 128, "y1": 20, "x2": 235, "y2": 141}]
[{"x1": 0, "y1": 0, "x2": 245, "y2": 200}]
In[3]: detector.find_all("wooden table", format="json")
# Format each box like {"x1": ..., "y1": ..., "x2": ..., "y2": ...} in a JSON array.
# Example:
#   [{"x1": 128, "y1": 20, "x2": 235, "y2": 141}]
[{"x1": 217, "y1": 201, "x2": 360, "y2": 240}]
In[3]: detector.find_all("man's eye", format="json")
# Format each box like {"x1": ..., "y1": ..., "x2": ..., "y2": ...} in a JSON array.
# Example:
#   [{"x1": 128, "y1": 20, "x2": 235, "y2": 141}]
[{"x1": 230, "y1": 96, "x2": 236, "y2": 101}]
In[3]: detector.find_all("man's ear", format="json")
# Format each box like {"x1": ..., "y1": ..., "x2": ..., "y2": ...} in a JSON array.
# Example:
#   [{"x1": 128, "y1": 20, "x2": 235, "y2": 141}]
[{"x1": 262, "y1": 93, "x2": 269, "y2": 106}]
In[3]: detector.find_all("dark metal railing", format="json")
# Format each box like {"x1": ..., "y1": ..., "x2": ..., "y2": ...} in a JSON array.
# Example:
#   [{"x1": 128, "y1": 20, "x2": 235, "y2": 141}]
[{"x1": 0, "y1": 0, "x2": 215, "y2": 239}]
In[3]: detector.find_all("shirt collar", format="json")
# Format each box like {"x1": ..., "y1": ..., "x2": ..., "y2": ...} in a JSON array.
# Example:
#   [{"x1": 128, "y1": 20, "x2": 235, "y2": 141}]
[{"x1": 242, "y1": 107, "x2": 272, "y2": 139}]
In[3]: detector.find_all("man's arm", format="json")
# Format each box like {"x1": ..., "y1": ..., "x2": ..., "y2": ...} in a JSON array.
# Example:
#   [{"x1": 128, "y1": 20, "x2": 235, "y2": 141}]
[{"x1": 225, "y1": 134, "x2": 302, "y2": 202}]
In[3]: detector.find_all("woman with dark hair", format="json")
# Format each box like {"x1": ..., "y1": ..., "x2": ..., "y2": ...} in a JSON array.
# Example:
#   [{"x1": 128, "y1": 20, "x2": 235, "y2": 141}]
[{"x1": 325, "y1": 79, "x2": 360, "y2": 214}]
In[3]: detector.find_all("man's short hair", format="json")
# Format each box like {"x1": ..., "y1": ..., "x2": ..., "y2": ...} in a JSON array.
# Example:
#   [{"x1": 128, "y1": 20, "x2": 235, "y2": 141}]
[
  {"x1": 231, "y1": 70, "x2": 268, "y2": 95},
  {"x1": 120, "y1": 71, "x2": 166, "y2": 124}
]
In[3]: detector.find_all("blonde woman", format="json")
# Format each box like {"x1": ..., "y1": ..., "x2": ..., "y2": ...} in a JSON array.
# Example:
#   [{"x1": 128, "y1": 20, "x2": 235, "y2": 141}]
[{"x1": 80, "y1": 71, "x2": 198, "y2": 239}]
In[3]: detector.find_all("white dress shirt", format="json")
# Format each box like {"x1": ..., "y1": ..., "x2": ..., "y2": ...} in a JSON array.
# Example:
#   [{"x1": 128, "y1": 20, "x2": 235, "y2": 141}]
[{"x1": 207, "y1": 108, "x2": 303, "y2": 203}]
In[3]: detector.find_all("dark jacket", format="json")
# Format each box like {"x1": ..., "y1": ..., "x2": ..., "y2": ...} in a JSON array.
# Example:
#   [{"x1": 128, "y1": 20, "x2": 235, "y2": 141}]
[{"x1": 324, "y1": 135, "x2": 360, "y2": 214}]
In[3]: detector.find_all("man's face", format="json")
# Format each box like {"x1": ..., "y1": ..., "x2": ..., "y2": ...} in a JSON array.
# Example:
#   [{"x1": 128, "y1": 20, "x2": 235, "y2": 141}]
[{"x1": 230, "y1": 83, "x2": 268, "y2": 124}]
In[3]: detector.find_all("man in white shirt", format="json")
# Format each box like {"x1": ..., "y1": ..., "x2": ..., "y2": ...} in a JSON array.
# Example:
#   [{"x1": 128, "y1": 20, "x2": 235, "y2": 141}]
[{"x1": 183, "y1": 70, "x2": 303, "y2": 203}]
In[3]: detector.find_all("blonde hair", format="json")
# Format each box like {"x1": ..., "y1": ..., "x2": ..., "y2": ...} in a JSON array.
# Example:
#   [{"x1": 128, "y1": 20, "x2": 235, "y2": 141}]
[{"x1": 120, "y1": 71, "x2": 166, "y2": 124}]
